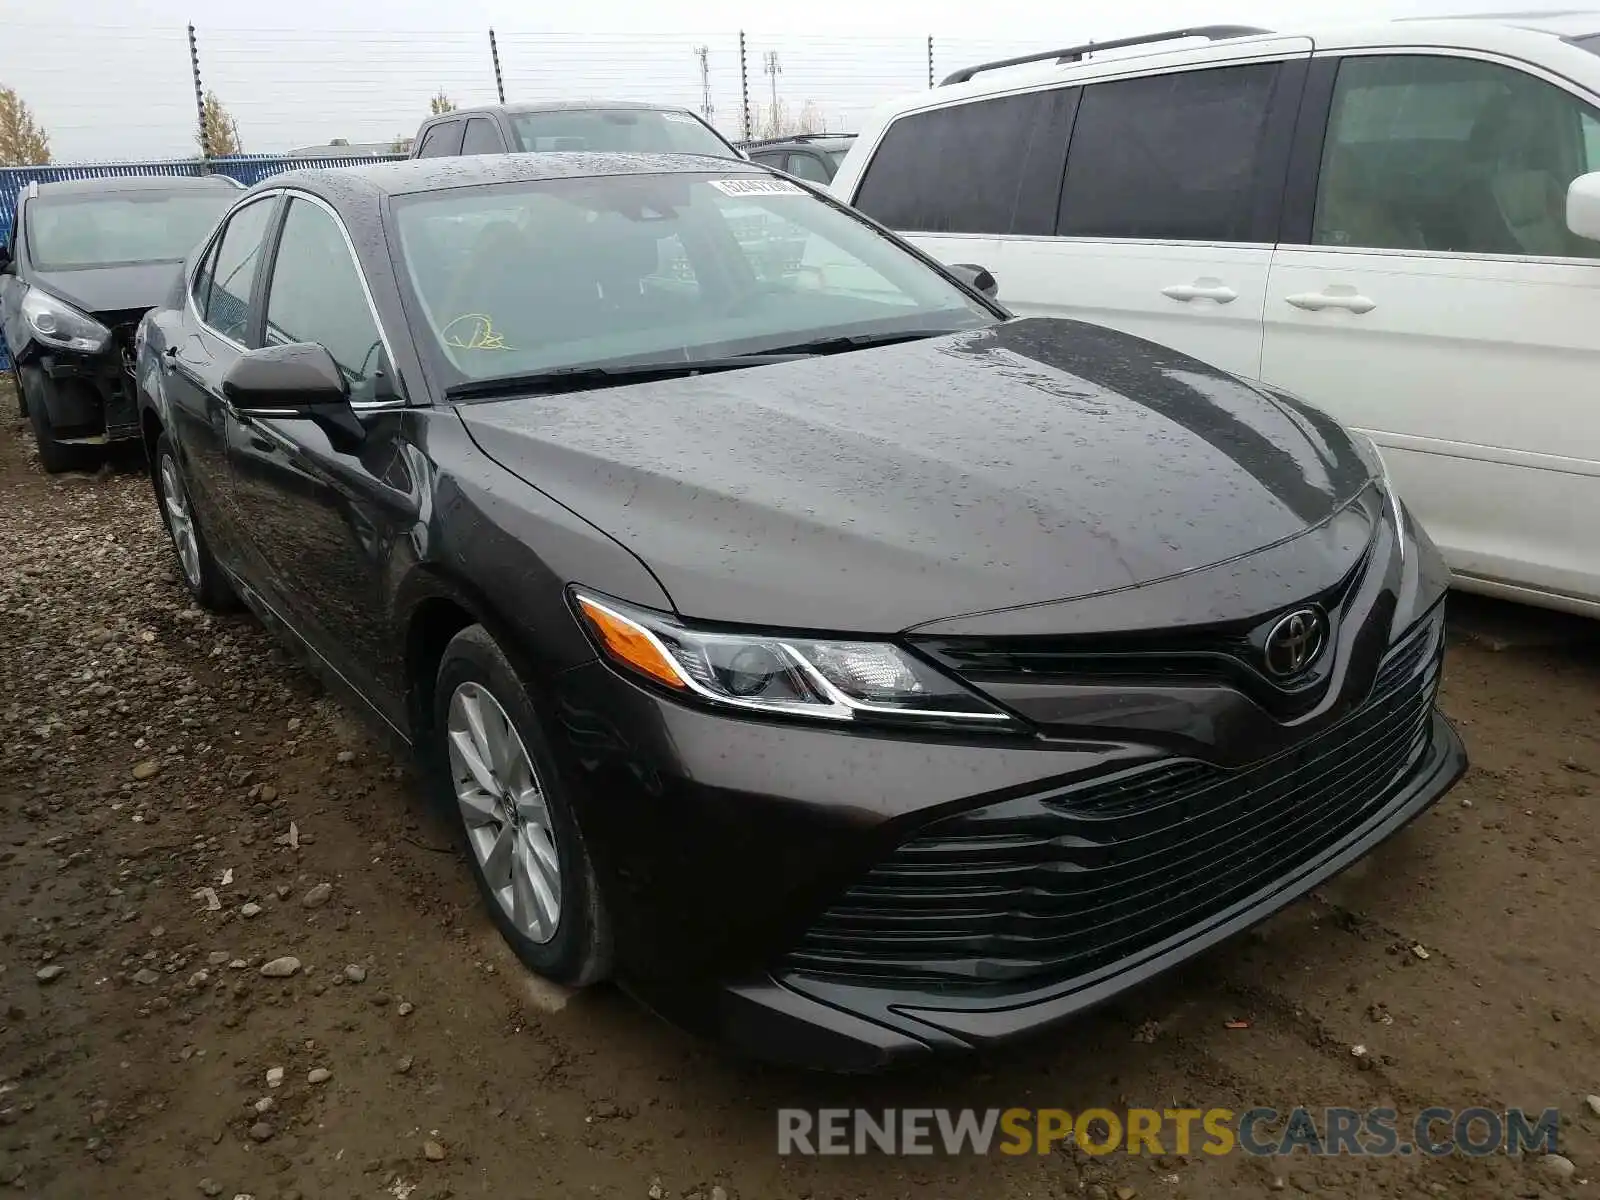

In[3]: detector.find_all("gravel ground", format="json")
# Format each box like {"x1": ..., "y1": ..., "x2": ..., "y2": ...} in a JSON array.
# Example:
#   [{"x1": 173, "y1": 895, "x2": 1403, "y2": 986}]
[{"x1": 0, "y1": 378, "x2": 1597, "y2": 1199}]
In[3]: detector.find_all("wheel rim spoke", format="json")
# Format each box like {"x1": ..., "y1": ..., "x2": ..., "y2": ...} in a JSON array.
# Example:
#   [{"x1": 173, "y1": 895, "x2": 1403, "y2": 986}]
[
  {"x1": 480, "y1": 820, "x2": 515, "y2": 889},
  {"x1": 160, "y1": 457, "x2": 201, "y2": 587},
  {"x1": 448, "y1": 728, "x2": 500, "y2": 807},
  {"x1": 512, "y1": 784, "x2": 548, "y2": 830},
  {"x1": 459, "y1": 693, "x2": 500, "y2": 777},
  {"x1": 446, "y1": 681, "x2": 563, "y2": 945},
  {"x1": 510, "y1": 838, "x2": 539, "y2": 936},
  {"x1": 526, "y1": 827, "x2": 559, "y2": 877}
]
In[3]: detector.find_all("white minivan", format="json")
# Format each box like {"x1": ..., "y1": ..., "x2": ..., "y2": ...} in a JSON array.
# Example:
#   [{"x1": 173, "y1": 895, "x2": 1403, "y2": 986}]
[{"x1": 829, "y1": 15, "x2": 1600, "y2": 617}]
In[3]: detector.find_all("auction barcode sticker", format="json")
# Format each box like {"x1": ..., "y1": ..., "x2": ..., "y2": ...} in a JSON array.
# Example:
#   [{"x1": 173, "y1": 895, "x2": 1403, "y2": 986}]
[{"x1": 709, "y1": 178, "x2": 808, "y2": 197}]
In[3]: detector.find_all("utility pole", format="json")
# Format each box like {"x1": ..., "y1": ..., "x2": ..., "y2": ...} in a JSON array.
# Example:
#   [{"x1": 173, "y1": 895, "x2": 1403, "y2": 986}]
[
  {"x1": 188, "y1": 23, "x2": 208, "y2": 166},
  {"x1": 693, "y1": 45, "x2": 713, "y2": 123},
  {"x1": 762, "y1": 50, "x2": 781, "y2": 130}
]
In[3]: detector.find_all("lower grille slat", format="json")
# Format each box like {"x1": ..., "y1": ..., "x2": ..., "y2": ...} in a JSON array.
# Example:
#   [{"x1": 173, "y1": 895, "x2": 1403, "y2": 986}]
[{"x1": 787, "y1": 611, "x2": 1445, "y2": 989}]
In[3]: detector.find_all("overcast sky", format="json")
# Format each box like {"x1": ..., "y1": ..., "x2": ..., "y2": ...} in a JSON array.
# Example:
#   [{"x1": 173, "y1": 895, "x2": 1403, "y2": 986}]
[{"x1": 5, "y1": 0, "x2": 1519, "y2": 161}]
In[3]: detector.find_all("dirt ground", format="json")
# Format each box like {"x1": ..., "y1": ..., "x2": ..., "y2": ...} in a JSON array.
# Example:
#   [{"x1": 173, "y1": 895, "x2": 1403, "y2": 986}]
[{"x1": 0, "y1": 379, "x2": 1596, "y2": 1200}]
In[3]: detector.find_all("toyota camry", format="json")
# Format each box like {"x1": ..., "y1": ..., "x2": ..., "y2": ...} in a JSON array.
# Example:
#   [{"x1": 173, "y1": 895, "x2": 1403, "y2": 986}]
[{"x1": 133, "y1": 153, "x2": 1466, "y2": 1071}]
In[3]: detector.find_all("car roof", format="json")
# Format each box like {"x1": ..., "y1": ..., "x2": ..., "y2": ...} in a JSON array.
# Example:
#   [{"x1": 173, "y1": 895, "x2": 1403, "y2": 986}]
[
  {"x1": 432, "y1": 100, "x2": 704, "y2": 120},
  {"x1": 247, "y1": 152, "x2": 772, "y2": 207},
  {"x1": 920, "y1": 11, "x2": 1600, "y2": 97},
  {"x1": 747, "y1": 135, "x2": 857, "y2": 151},
  {"x1": 32, "y1": 174, "x2": 242, "y2": 197},
  {"x1": 840, "y1": 12, "x2": 1600, "y2": 141},
  {"x1": 1401, "y1": 8, "x2": 1600, "y2": 36}
]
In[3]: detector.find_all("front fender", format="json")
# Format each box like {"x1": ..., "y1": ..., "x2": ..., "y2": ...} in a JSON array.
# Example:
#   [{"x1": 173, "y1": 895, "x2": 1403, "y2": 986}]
[{"x1": 134, "y1": 310, "x2": 179, "y2": 431}]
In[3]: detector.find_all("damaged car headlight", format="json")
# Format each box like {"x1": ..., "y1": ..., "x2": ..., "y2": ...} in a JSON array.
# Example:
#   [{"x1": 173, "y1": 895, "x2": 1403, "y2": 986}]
[
  {"x1": 22, "y1": 288, "x2": 112, "y2": 354},
  {"x1": 572, "y1": 590, "x2": 1017, "y2": 727}
]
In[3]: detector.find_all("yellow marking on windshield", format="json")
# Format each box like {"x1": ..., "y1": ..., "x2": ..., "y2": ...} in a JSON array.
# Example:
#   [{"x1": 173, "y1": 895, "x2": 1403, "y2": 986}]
[{"x1": 443, "y1": 313, "x2": 514, "y2": 351}]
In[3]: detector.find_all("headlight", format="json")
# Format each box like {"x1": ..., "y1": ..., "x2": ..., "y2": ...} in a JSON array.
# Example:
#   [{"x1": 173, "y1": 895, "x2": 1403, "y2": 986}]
[
  {"x1": 572, "y1": 590, "x2": 1016, "y2": 727},
  {"x1": 1350, "y1": 431, "x2": 1406, "y2": 563},
  {"x1": 22, "y1": 288, "x2": 111, "y2": 354}
]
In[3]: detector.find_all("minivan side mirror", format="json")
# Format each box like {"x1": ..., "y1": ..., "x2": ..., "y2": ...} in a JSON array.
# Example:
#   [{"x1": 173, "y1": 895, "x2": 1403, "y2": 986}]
[
  {"x1": 949, "y1": 262, "x2": 999, "y2": 299},
  {"x1": 222, "y1": 342, "x2": 365, "y2": 448},
  {"x1": 1566, "y1": 171, "x2": 1600, "y2": 243}
]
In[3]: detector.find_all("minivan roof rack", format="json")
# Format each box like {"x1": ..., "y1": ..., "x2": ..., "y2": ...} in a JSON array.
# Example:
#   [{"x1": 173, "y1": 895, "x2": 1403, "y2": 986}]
[{"x1": 939, "y1": 25, "x2": 1275, "y2": 86}]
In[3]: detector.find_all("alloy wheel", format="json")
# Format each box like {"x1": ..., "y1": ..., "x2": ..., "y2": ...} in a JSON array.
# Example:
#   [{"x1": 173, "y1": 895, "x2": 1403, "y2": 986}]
[
  {"x1": 446, "y1": 681, "x2": 563, "y2": 944},
  {"x1": 159, "y1": 453, "x2": 202, "y2": 590}
]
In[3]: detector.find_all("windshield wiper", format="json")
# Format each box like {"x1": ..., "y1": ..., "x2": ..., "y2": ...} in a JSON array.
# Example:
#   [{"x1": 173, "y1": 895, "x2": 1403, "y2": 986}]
[
  {"x1": 443, "y1": 353, "x2": 808, "y2": 401},
  {"x1": 751, "y1": 328, "x2": 968, "y2": 356}
]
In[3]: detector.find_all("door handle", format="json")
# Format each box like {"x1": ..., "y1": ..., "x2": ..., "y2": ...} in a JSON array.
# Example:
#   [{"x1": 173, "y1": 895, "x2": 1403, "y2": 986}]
[
  {"x1": 1285, "y1": 290, "x2": 1376, "y2": 314},
  {"x1": 162, "y1": 345, "x2": 180, "y2": 372},
  {"x1": 1161, "y1": 282, "x2": 1238, "y2": 304}
]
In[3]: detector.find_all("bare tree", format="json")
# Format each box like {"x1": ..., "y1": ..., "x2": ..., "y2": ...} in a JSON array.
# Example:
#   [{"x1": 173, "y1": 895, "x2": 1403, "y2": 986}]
[
  {"x1": 429, "y1": 90, "x2": 456, "y2": 116},
  {"x1": 0, "y1": 85, "x2": 50, "y2": 166},
  {"x1": 390, "y1": 134, "x2": 415, "y2": 154},
  {"x1": 748, "y1": 99, "x2": 827, "y2": 139},
  {"x1": 198, "y1": 91, "x2": 242, "y2": 157}
]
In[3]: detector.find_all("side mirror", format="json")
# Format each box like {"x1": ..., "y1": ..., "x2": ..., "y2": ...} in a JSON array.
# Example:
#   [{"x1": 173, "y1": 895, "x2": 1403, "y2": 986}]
[
  {"x1": 1567, "y1": 171, "x2": 1600, "y2": 243},
  {"x1": 949, "y1": 262, "x2": 998, "y2": 299},
  {"x1": 222, "y1": 342, "x2": 365, "y2": 447}
]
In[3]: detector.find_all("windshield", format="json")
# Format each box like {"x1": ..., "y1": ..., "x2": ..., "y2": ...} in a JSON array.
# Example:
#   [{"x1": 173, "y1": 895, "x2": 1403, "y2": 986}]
[
  {"x1": 1576, "y1": 33, "x2": 1600, "y2": 56},
  {"x1": 390, "y1": 170, "x2": 996, "y2": 384},
  {"x1": 26, "y1": 192, "x2": 232, "y2": 271},
  {"x1": 510, "y1": 109, "x2": 735, "y2": 158}
]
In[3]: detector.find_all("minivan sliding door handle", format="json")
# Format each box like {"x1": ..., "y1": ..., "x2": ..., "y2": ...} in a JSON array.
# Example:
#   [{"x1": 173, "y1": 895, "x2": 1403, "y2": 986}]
[{"x1": 1285, "y1": 290, "x2": 1376, "y2": 314}]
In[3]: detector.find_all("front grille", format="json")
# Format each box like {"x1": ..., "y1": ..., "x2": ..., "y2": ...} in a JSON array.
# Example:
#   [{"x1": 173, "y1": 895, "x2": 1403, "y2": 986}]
[{"x1": 786, "y1": 609, "x2": 1444, "y2": 990}]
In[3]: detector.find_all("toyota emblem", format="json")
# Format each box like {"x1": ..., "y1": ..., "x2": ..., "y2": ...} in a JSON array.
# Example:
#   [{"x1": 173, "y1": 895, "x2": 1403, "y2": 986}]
[{"x1": 1263, "y1": 607, "x2": 1327, "y2": 678}]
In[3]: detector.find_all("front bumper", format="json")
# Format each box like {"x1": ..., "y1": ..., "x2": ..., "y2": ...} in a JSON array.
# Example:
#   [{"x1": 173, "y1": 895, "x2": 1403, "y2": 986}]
[
  {"x1": 699, "y1": 709, "x2": 1464, "y2": 1071},
  {"x1": 547, "y1": 591, "x2": 1465, "y2": 1071},
  {"x1": 34, "y1": 336, "x2": 140, "y2": 443}
]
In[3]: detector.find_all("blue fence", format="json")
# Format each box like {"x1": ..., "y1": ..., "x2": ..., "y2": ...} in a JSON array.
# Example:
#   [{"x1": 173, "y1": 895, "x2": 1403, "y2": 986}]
[{"x1": 0, "y1": 154, "x2": 403, "y2": 372}]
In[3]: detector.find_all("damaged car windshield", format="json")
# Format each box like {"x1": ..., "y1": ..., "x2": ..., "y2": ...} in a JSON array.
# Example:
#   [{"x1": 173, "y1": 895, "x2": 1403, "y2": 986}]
[{"x1": 26, "y1": 191, "x2": 233, "y2": 271}]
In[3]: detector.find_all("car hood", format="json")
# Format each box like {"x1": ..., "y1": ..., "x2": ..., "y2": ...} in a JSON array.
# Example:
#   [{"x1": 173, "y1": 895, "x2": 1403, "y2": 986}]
[
  {"x1": 29, "y1": 262, "x2": 184, "y2": 317},
  {"x1": 459, "y1": 318, "x2": 1374, "y2": 633}
]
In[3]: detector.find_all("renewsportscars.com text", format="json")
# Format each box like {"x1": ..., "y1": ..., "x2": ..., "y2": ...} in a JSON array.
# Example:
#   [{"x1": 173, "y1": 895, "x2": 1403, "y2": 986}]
[{"x1": 777, "y1": 1107, "x2": 1561, "y2": 1158}]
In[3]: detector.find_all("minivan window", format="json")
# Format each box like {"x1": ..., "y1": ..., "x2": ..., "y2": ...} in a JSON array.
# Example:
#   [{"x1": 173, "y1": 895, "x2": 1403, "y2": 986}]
[
  {"x1": 1313, "y1": 54, "x2": 1600, "y2": 258},
  {"x1": 391, "y1": 173, "x2": 994, "y2": 382},
  {"x1": 852, "y1": 88, "x2": 1076, "y2": 236},
  {"x1": 1057, "y1": 63, "x2": 1282, "y2": 242}
]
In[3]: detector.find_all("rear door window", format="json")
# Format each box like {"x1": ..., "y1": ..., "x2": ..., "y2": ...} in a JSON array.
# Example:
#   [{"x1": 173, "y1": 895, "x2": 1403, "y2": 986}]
[
  {"x1": 1057, "y1": 63, "x2": 1285, "y2": 242},
  {"x1": 197, "y1": 197, "x2": 278, "y2": 344},
  {"x1": 784, "y1": 153, "x2": 832, "y2": 183},
  {"x1": 416, "y1": 120, "x2": 465, "y2": 158},
  {"x1": 461, "y1": 117, "x2": 504, "y2": 155},
  {"x1": 1311, "y1": 54, "x2": 1600, "y2": 257},
  {"x1": 852, "y1": 87, "x2": 1076, "y2": 236}
]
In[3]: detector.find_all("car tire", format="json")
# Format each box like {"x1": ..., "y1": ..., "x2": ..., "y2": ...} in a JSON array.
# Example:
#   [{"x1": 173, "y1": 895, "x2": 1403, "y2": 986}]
[
  {"x1": 151, "y1": 431, "x2": 236, "y2": 611},
  {"x1": 22, "y1": 367, "x2": 88, "y2": 475},
  {"x1": 432, "y1": 625, "x2": 612, "y2": 989}
]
